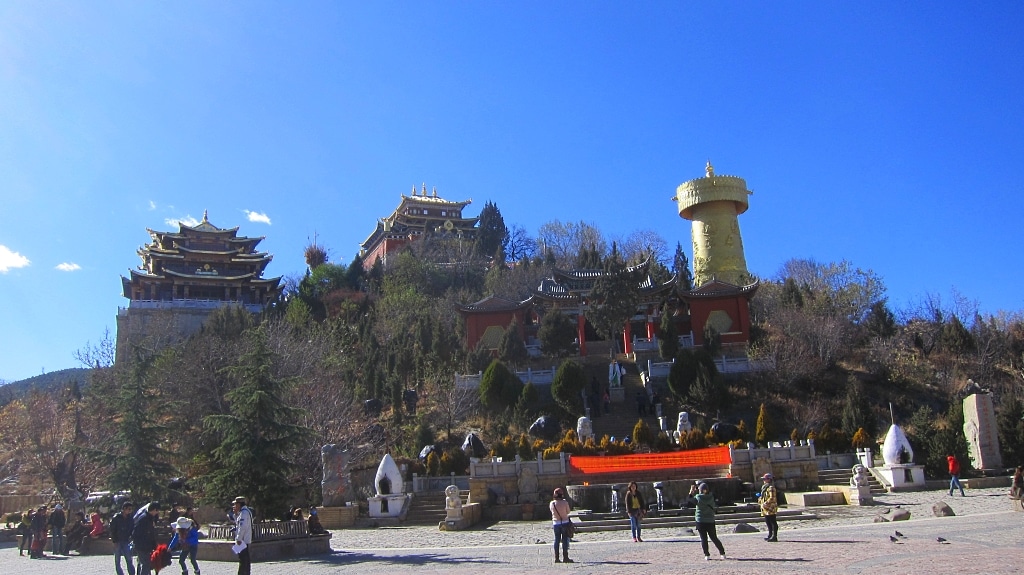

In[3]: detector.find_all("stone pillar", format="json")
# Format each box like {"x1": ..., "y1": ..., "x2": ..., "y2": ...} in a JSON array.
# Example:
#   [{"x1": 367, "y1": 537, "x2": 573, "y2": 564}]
[{"x1": 963, "y1": 392, "x2": 1003, "y2": 470}]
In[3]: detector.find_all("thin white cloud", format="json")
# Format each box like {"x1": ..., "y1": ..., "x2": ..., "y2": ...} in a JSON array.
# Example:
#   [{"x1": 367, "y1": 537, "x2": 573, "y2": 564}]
[
  {"x1": 0, "y1": 245, "x2": 31, "y2": 272},
  {"x1": 244, "y1": 210, "x2": 272, "y2": 225},
  {"x1": 56, "y1": 262, "x2": 81, "y2": 272},
  {"x1": 165, "y1": 216, "x2": 200, "y2": 227},
  {"x1": 149, "y1": 200, "x2": 157, "y2": 211}
]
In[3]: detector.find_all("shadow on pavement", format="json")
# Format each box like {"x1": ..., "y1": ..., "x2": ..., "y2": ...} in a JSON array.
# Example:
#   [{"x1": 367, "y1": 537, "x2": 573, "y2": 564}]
[{"x1": 303, "y1": 550, "x2": 504, "y2": 566}]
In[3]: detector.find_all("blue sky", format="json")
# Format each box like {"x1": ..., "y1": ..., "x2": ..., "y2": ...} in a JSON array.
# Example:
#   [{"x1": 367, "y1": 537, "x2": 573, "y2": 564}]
[{"x1": 2, "y1": 1, "x2": 1022, "y2": 382}]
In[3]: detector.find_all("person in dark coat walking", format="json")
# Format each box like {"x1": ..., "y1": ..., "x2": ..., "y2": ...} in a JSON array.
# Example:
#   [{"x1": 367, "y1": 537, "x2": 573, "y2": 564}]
[
  {"x1": 132, "y1": 501, "x2": 161, "y2": 575},
  {"x1": 110, "y1": 502, "x2": 135, "y2": 575}
]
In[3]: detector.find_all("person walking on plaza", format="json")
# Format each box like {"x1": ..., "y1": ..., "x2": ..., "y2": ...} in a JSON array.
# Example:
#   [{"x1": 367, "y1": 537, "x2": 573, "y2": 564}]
[
  {"x1": 233, "y1": 496, "x2": 253, "y2": 575},
  {"x1": 690, "y1": 482, "x2": 726, "y2": 560},
  {"x1": 110, "y1": 502, "x2": 135, "y2": 575},
  {"x1": 948, "y1": 454, "x2": 967, "y2": 497},
  {"x1": 624, "y1": 481, "x2": 646, "y2": 542},
  {"x1": 549, "y1": 488, "x2": 573, "y2": 563},
  {"x1": 1011, "y1": 466, "x2": 1023, "y2": 499},
  {"x1": 132, "y1": 501, "x2": 161, "y2": 575},
  {"x1": 47, "y1": 502, "x2": 66, "y2": 555},
  {"x1": 170, "y1": 516, "x2": 201, "y2": 575},
  {"x1": 759, "y1": 473, "x2": 779, "y2": 542}
]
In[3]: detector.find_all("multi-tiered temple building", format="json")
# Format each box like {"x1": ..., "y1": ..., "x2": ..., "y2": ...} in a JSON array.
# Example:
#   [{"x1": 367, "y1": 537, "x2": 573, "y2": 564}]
[
  {"x1": 360, "y1": 184, "x2": 478, "y2": 270},
  {"x1": 116, "y1": 211, "x2": 282, "y2": 358}
]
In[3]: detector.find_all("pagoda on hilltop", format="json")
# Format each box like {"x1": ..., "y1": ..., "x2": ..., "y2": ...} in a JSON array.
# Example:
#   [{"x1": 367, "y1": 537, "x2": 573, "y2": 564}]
[
  {"x1": 360, "y1": 184, "x2": 479, "y2": 270},
  {"x1": 116, "y1": 211, "x2": 282, "y2": 358}
]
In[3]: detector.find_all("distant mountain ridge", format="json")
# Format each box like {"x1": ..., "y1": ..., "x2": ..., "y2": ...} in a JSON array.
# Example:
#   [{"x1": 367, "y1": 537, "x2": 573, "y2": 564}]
[{"x1": 0, "y1": 368, "x2": 91, "y2": 405}]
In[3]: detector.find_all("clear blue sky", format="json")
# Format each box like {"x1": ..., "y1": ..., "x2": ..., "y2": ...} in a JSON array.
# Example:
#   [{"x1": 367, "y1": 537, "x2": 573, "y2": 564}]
[{"x1": 2, "y1": 1, "x2": 1022, "y2": 382}]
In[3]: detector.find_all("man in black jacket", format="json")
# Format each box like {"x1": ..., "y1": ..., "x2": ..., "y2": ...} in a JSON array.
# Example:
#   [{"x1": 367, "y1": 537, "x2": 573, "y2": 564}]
[
  {"x1": 132, "y1": 501, "x2": 161, "y2": 575},
  {"x1": 110, "y1": 502, "x2": 135, "y2": 575}
]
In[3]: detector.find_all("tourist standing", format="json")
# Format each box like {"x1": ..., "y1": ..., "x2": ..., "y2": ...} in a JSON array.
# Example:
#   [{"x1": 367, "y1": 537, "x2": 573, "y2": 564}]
[
  {"x1": 170, "y1": 516, "x2": 201, "y2": 575},
  {"x1": 47, "y1": 502, "x2": 66, "y2": 555},
  {"x1": 624, "y1": 481, "x2": 646, "y2": 542},
  {"x1": 759, "y1": 473, "x2": 779, "y2": 542},
  {"x1": 947, "y1": 454, "x2": 966, "y2": 497},
  {"x1": 549, "y1": 488, "x2": 573, "y2": 563},
  {"x1": 29, "y1": 504, "x2": 48, "y2": 558},
  {"x1": 689, "y1": 482, "x2": 726, "y2": 560},
  {"x1": 17, "y1": 509, "x2": 34, "y2": 556},
  {"x1": 1011, "y1": 466, "x2": 1023, "y2": 499},
  {"x1": 132, "y1": 501, "x2": 161, "y2": 575},
  {"x1": 233, "y1": 496, "x2": 253, "y2": 575},
  {"x1": 110, "y1": 502, "x2": 135, "y2": 575}
]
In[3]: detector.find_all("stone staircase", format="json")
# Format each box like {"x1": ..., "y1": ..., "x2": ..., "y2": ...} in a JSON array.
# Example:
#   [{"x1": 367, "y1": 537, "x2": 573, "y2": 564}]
[
  {"x1": 817, "y1": 468, "x2": 887, "y2": 495},
  {"x1": 587, "y1": 354, "x2": 664, "y2": 442},
  {"x1": 573, "y1": 505, "x2": 816, "y2": 533},
  {"x1": 408, "y1": 489, "x2": 473, "y2": 525}
]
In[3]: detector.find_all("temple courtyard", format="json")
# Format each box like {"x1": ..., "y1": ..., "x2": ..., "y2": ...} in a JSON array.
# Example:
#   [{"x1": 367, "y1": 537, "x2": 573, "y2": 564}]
[{"x1": 4, "y1": 487, "x2": 1022, "y2": 574}]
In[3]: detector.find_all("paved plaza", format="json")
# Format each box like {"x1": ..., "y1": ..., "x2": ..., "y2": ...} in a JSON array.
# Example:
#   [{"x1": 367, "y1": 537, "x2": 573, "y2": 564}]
[{"x1": 4, "y1": 488, "x2": 1022, "y2": 575}]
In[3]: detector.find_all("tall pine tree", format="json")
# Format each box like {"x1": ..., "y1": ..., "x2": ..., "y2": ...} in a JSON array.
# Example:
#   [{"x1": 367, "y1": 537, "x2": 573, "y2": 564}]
[{"x1": 200, "y1": 327, "x2": 310, "y2": 520}]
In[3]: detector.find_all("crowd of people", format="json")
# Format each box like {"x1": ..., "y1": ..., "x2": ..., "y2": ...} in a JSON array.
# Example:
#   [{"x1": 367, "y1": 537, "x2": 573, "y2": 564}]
[
  {"x1": 548, "y1": 473, "x2": 784, "y2": 563},
  {"x1": 14, "y1": 495, "x2": 332, "y2": 575}
]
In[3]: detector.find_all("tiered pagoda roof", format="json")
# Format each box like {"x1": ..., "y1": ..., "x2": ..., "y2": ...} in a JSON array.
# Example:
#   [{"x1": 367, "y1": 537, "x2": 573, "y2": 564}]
[
  {"x1": 121, "y1": 211, "x2": 282, "y2": 308},
  {"x1": 532, "y1": 258, "x2": 677, "y2": 306},
  {"x1": 360, "y1": 184, "x2": 479, "y2": 263}
]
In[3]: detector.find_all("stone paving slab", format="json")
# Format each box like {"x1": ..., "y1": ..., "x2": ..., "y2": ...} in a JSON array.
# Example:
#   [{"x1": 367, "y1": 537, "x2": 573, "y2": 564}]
[{"x1": 4, "y1": 487, "x2": 1022, "y2": 575}]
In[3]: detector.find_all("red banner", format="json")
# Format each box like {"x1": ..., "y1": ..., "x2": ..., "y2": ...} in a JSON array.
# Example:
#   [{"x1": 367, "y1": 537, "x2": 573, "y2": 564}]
[{"x1": 568, "y1": 446, "x2": 731, "y2": 475}]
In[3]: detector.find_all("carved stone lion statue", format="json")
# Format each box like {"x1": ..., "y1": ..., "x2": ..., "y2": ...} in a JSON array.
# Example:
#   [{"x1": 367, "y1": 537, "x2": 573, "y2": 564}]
[{"x1": 850, "y1": 464, "x2": 870, "y2": 488}]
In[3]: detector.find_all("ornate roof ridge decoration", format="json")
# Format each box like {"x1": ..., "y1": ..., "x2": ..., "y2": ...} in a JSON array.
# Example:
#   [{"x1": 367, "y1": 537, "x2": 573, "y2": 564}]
[
  {"x1": 682, "y1": 278, "x2": 760, "y2": 299},
  {"x1": 163, "y1": 269, "x2": 258, "y2": 281},
  {"x1": 456, "y1": 294, "x2": 535, "y2": 313}
]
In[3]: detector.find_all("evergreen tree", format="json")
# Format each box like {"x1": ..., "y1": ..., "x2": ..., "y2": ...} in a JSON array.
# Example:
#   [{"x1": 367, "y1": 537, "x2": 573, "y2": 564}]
[
  {"x1": 200, "y1": 327, "x2": 310, "y2": 520},
  {"x1": 538, "y1": 308, "x2": 577, "y2": 357},
  {"x1": 755, "y1": 403, "x2": 772, "y2": 446},
  {"x1": 551, "y1": 360, "x2": 586, "y2": 416},
  {"x1": 672, "y1": 242, "x2": 694, "y2": 291},
  {"x1": 667, "y1": 348, "x2": 718, "y2": 409},
  {"x1": 997, "y1": 391, "x2": 1024, "y2": 466},
  {"x1": 89, "y1": 350, "x2": 178, "y2": 504},
  {"x1": 478, "y1": 360, "x2": 522, "y2": 412},
  {"x1": 345, "y1": 253, "x2": 366, "y2": 290},
  {"x1": 864, "y1": 300, "x2": 897, "y2": 339},
  {"x1": 657, "y1": 304, "x2": 678, "y2": 360},
  {"x1": 941, "y1": 315, "x2": 976, "y2": 356},
  {"x1": 475, "y1": 200, "x2": 509, "y2": 260},
  {"x1": 840, "y1": 379, "x2": 875, "y2": 438},
  {"x1": 632, "y1": 419, "x2": 653, "y2": 447},
  {"x1": 498, "y1": 319, "x2": 529, "y2": 368},
  {"x1": 780, "y1": 277, "x2": 804, "y2": 308},
  {"x1": 588, "y1": 248, "x2": 643, "y2": 346}
]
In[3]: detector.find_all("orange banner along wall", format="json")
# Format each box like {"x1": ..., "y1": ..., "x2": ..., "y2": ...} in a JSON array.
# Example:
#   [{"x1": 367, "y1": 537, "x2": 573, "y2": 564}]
[{"x1": 567, "y1": 446, "x2": 732, "y2": 475}]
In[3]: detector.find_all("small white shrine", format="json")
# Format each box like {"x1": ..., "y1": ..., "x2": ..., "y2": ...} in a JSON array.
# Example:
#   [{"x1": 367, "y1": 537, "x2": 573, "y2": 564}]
[
  {"x1": 368, "y1": 453, "x2": 409, "y2": 518},
  {"x1": 875, "y1": 424, "x2": 925, "y2": 491}
]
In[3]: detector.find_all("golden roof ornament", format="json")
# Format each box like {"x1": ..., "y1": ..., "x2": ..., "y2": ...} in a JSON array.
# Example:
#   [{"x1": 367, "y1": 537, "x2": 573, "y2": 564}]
[
  {"x1": 203, "y1": 209, "x2": 209, "y2": 222},
  {"x1": 705, "y1": 161, "x2": 714, "y2": 178},
  {"x1": 421, "y1": 183, "x2": 427, "y2": 195}
]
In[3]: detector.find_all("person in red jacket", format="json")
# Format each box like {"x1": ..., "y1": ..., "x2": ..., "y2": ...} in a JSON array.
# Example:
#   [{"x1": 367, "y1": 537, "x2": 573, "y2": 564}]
[{"x1": 947, "y1": 454, "x2": 966, "y2": 497}]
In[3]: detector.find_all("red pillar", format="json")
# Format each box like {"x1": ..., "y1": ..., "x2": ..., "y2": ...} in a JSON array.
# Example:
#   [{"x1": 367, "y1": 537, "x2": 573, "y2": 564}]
[
  {"x1": 577, "y1": 313, "x2": 587, "y2": 356},
  {"x1": 646, "y1": 317, "x2": 656, "y2": 340},
  {"x1": 623, "y1": 320, "x2": 633, "y2": 355}
]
